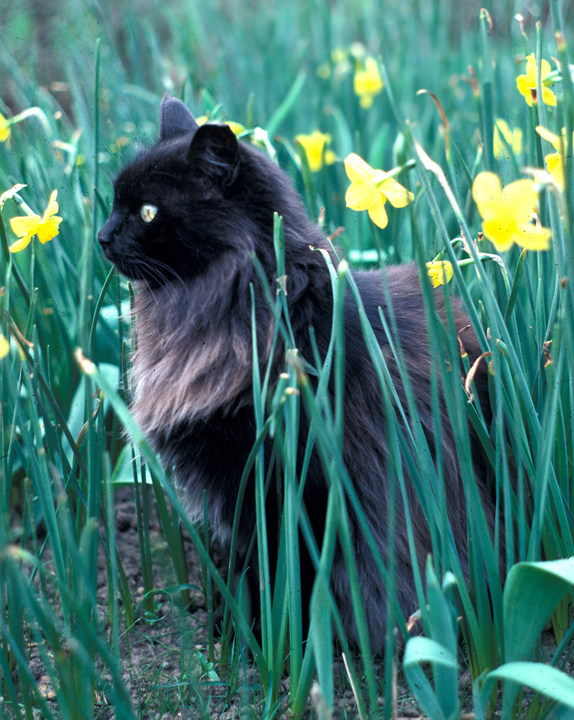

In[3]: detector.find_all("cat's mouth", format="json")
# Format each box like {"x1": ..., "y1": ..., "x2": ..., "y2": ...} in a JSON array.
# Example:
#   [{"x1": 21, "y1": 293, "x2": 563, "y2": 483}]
[{"x1": 98, "y1": 243, "x2": 139, "y2": 280}]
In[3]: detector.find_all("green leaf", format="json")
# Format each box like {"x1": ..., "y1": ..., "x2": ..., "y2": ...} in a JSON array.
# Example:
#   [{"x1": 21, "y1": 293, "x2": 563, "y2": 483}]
[
  {"x1": 482, "y1": 662, "x2": 574, "y2": 711},
  {"x1": 266, "y1": 70, "x2": 306, "y2": 137},
  {"x1": 403, "y1": 637, "x2": 459, "y2": 720},
  {"x1": 504, "y1": 559, "x2": 574, "y2": 663}
]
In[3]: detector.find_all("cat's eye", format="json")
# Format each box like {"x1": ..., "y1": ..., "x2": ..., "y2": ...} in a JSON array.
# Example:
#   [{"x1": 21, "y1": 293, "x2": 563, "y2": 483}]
[{"x1": 140, "y1": 204, "x2": 158, "y2": 222}]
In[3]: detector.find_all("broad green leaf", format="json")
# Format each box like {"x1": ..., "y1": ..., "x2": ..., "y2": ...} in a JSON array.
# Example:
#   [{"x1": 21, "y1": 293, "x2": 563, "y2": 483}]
[
  {"x1": 403, "y1": 637, "x2": 459, "y2": 720},
  {"x1": 504, "y1": 559, "x2": 574, "y2": 663},
  {"x1": 481, "y1": 662, "x2": 574, "y2": 711}
]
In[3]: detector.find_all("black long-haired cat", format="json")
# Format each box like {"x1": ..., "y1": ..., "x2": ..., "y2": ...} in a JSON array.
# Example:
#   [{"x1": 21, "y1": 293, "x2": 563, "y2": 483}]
[{"x1": 98, "y1": 95, "x2": 494, "y2": 654}]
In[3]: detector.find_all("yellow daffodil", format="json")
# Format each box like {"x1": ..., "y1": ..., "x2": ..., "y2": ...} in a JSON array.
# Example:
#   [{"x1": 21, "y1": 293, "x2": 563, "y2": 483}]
[
  {"x1": 516, "y1": 53, "x2": 557, "y2": 107},
  {"x1": 493, "y1": 118, "x2": 523, "y2": 159},
  {"x1": 0, "y1": 113, "x2": 10, "y2": 143},
  {"x1": 353, "y1": 57, "x2": 384, "y2": 109},
  {"x1": 344, "y1": 153, "x2": 414, "y2": 229},
  {"x1": 196, "y1": 116, "x2": 245, "y2": 135},
  {"x1": 535, "y1": 126, "x2": 573, "y2": 191},
  {"x1": 472, "y1": 172, "x2": 551, "y2": 252},
  {"x1": 426, "y1": 261, "x2": 453, "y2": 287},
  {"x1": 9, "y1": 190, "x2": 62, "y2": 253},
  {"x1": 0, "y1": 335, "x2": 9, "y2": 360},
  {"x1": 225, "y1": 121, "x2": 246, "y2": 135},
  {"x1": 295, "y1": 131, "x2": 337, "y2": 173}
]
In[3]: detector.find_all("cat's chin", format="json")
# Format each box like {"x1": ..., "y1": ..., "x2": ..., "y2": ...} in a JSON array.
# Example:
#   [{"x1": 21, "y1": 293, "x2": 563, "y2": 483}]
[{"x1": 102, "y1": 254, "x2": 147, "y2": 282}]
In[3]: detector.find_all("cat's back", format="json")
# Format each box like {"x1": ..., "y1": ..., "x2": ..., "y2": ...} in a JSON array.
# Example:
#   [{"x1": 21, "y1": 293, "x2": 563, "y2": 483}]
[{"x1": 350, "y1": 263, "x2": 482, "y2": 361}]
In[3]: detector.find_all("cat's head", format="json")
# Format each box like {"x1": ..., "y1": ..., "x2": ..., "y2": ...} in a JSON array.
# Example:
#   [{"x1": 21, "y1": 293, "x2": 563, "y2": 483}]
[{"x1": 98, "y1": 96, "x2": 306, "y2": 286}]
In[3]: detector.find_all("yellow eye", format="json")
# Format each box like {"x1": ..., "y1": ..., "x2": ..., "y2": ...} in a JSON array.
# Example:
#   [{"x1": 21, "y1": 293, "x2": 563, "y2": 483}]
[{"x1": 140, "y1": 204, "x2": 158, "y2": 222}]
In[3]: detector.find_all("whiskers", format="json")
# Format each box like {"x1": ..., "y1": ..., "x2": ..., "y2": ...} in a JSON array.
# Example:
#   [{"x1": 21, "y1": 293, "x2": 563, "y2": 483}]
[{"x1": 131, "y1": 253, "x2": 187, "y2": 296}]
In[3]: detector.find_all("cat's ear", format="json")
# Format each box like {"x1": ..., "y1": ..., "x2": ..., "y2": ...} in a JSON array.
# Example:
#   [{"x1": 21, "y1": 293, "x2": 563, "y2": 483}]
[
  {"x1": 187, "y1": 124, "x2": 240, "y2": 186},
  {"x1": 159, "y1": 95, "x2": 199, "y2": 140}
]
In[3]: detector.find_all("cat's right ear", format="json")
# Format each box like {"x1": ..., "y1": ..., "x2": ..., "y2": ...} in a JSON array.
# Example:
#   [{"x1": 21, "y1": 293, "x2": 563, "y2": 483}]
[
  {"x1": 159, "y1": 95, "x2": 199, "y2": 141},
  {"x1": 187, "y1": 124, "x2": 240, "y2": 187}
]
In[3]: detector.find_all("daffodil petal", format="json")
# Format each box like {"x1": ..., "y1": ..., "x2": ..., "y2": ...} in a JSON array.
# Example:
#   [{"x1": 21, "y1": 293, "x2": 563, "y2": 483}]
[
  {"x1": 9, "y1": 233, "x2": 34, "y2": 253},
  {"x1": 426, "y1": 261, "x2": 453, "y2": 287},
  {"x1": 296, "y1": 132, "x2": 327, "y2": 173},
  {"x1": 354, "y1": 57, "x2": 383, "y2": 107},
  {"x1": 345, "y1": 180, "x2": 380, "y2": 211},
  {"x1": 344, "y1": 153, "x2": 377, "y2": 183},
  {"x1": 516, "y1": 75, "x2": 533, "y2": 105},
  {"x1": 10, "y1": 214, "x2": 41, "y2": 238},
  {"x1": 225, "y1": 121, "x2": 245, "y2": 135},
  {"x1": 501, "y1": 179, "x2": 537, "y2": 221},
  {"x1": 513, "y1": 224, "x2": 552, "y2": 251},
  {"x1": 36, "y1": 216, "x2": 62, "y2": 244},
  {"x1": 546, "y1": 154, "x2": 565, "y2": 189},
  {"x1": 472, "y1": 172, "x2": 502, "y2": 217},
  {"x1": 482, "y1": 220, "x2": 516, "y2": 253},
  {"x1": 542, "y1": 87, "x2": 557, "y2": 107},
  {"x1": 367, "y1": 196, "x2": 388, "y2": 229},
  {"x1": 540, "y1": 58, "x2": 552, "y2": 78},
  {"x1": 379, "y1": 178, "x2": 414, "y2": 208},
  {"x1": 41, "y1": 190, "x2": 59, "y2": 221},
  {"x1": 536, "y1": 126, "x2": 561, "y2": 150},
  {"x1": 325, "y1": 149, "x2": 337, "y2": 165}
]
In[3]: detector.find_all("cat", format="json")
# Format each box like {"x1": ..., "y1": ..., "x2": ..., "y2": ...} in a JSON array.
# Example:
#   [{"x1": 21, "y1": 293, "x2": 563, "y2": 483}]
[{"x1": 98, "y1": 95, "x2": 494, "y2": 655}]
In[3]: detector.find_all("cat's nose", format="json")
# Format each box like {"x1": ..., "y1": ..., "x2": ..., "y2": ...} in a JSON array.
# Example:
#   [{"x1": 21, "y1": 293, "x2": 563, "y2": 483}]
[{"x1": 97, "y1": 218, "x2": 115, "y2": 245}]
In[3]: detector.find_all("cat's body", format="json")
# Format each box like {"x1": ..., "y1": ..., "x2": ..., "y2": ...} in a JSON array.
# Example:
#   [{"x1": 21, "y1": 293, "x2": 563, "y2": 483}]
[{"x1": 98, "y1": 96, "x2": 493, "y2": 654}]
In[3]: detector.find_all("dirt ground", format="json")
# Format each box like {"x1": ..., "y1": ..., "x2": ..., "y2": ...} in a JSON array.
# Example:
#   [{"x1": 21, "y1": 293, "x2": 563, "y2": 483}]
[
  {"x1": 14, "y1": 485, "x2": 570, "y2": 720},
  {"x1": 101, "y1": 487, "x2": 427, "y2": 719}
]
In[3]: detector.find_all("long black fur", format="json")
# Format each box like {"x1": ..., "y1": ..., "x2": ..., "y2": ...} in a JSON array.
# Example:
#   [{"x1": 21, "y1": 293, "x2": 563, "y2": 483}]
[{"x1": 98, "y1": 96, "x2": 493, "y2": 654}]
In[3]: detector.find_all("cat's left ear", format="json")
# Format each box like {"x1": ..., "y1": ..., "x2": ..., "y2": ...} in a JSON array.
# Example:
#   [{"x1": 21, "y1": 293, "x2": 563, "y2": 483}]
[
  {"x1": 159, "y1": 95, "x2": 199, "y2": 140},
  {"x1": 187, "y1": 124, "x2": 240, "y2": 186}
]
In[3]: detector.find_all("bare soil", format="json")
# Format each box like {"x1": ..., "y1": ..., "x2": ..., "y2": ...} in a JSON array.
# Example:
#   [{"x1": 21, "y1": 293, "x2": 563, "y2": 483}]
[{"x1": 11, "y1": 485, "x2": 571, "y2": 719}]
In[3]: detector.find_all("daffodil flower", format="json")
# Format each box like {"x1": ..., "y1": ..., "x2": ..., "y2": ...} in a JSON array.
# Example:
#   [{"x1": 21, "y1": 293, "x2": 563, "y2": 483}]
[
  {"x1": 353, "y1": 57, "x2": 384, "y2": 109},
  {"x1": 536, "y1": 126, "x2": 573, "y2": 191},
  {"x1": 426, "y1": 261, "x2": 453, "y2": 287},
  {"x1": 9, "y1": 190, "x2": 63, "y2": 253},
  {"x1": 225, "y1": 121, "x2": 246, "y2": 136},
  {"x1": 295, "y1": 131, "x2": 336, "y2": 173},
  {"x1": 0, "y1": 113, "x2": 10, "y2": 143},
  {"x1": 516, "y1": 53, "x2": 557, "y2": 107},
  {"x1": 196, "y1": 115, "x2": 245, "y2": 136},
  {"x1": 344, "y1": 153, "x2": 414, "y2": 229},
  {"x1": 493, "y1": 118, "x2": 523, "y2": 160},
  {"x1": 472, "y1": 172, "x2": 551, "y2": 252}
]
